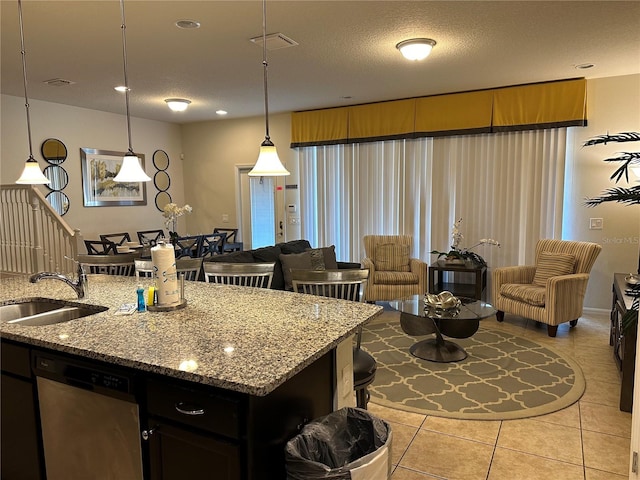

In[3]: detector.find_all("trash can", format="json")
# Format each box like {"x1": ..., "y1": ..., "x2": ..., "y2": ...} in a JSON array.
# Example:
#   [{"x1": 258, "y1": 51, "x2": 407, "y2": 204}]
[{"x1": 285, "y1": 407, "x2": 392, "y2": 480}]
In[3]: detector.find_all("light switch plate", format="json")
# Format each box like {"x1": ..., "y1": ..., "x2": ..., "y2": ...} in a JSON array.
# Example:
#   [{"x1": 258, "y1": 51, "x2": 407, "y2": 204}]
[{"x1": 589, "y1": 218, "x2": 603, "y2": 230}]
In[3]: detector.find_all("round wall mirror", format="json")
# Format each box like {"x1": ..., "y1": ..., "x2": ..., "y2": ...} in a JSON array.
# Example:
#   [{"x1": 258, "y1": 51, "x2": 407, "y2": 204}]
[
  {"x1": 154, "y1": 171, "x2": 170, "y2": 191},
  {"x1": 44, "y1": 165, "x2": 69, "y2": 191},
  {"x1": 45, "y1": 191, "x2": 70, "y2": 216},
  {"x1": 153, "y1": 150, "x2": 170, "y2": 170},
  {"x1": 155, "y1": 191, "x2": 172, "y2": 211},
  {"x1": 41, "y1": 138, "x2": 68, "y2": 164}
]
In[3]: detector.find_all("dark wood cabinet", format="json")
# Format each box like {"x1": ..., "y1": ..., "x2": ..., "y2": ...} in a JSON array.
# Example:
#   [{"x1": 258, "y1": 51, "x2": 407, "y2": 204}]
[
  {"x1": 0, "y1": 341, "x2": 44, "y2": 480},
  {"x1": 611, "y1": 273, "x2": 637, "y2": 412},
  {"x1": 147, "y1": 419, "x2": 241, "y2": 480}
]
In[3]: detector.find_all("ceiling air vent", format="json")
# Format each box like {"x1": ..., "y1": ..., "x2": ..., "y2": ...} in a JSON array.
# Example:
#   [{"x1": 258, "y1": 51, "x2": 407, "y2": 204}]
[
  {"x1": 44, "y1": 78, "x2": 75, "y2": 87},
  {"x1": 250, "y1": 33, "x2": 298, "y2": 50}
]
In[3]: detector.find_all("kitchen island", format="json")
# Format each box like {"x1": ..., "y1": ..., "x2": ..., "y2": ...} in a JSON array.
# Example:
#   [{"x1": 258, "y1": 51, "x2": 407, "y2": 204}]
[{"x1": 1, "y1": 274, "x2": 382, "y2": 479}]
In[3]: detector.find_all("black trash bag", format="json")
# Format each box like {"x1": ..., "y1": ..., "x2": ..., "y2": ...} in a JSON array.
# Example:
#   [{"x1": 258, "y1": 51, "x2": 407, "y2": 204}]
[{"x1": 285, "y1": 407, "x2": 392, "y2": 480}]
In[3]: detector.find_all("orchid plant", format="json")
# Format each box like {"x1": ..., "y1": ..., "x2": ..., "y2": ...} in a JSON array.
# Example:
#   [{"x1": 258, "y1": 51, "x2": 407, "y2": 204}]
[
  {"x1": 162, "y1": 203, "x2": 192, "y2": 242},
  {"x1": 431, "y1": 218, "x2": 500, "y2": 267}
]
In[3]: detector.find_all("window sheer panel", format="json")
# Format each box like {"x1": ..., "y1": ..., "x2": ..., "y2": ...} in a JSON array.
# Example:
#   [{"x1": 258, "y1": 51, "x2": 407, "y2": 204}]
[{"x1": 297, "y1": 128, "x2": 567, "y2": 277}]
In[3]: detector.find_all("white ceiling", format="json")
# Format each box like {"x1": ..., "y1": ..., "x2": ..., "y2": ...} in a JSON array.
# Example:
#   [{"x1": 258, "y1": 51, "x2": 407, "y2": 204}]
[{"x1": 1, "y1": 1, "x2": 639, "y2": 125}]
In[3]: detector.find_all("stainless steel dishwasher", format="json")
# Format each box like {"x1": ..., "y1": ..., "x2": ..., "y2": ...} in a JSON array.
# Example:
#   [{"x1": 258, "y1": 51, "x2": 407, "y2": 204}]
[{"x1": 33, "y1": 352, "x2": 144, "y2": 480}]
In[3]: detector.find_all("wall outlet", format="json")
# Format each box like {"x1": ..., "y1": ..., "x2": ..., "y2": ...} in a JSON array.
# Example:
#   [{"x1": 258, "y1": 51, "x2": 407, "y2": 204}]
[
  {"x1": 589, "y1": 218, "x2": 603, "y2": 230},
  {"x1": 222, "y1": 214, "x2": 229, "y2": 223}
]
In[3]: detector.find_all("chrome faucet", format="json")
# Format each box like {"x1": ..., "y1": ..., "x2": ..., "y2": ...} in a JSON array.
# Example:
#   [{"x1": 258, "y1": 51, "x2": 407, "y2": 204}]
[{"x1": 30, "y1": 262, "x2": 87, "y2": 299}]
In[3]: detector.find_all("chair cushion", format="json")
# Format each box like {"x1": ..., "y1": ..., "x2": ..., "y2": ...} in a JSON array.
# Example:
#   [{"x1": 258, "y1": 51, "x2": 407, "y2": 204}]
[
  {"x1": 353, "y1": 348, "x2": 377, "y2": 386},
  {"x1": 532, "y1": 251, "x2": 576, "y2": 287},
  {"x1": 374, "y1": 271, "x2": 419, "y2": 285},
  {"x1": 374, "y1": 244, "x2": 410, "y2": 272},
  {"x1": 280, "y1": 249, "x2": 327, "y2": 290},
  {"x1": 500, "y1": 283, "x2": 546, "y2": 307}
]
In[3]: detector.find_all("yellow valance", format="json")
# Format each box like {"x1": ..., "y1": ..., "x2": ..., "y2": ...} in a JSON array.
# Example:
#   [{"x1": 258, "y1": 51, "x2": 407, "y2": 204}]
[
  {"x1": 415, "y1": 90, "x2": 494, "y2": 137},
  {"x1": 348, "y1": 99, "x2": 415, "y2": 143},
  {"x1": 290, "y1": 107, "x2": 349, "y2": 147},
  {"x1": 493, "y1": 78, "x2": 587, "y2": 131},
  {"x1": 290, "y1": 78, "x2": 588, "y2": 147}
]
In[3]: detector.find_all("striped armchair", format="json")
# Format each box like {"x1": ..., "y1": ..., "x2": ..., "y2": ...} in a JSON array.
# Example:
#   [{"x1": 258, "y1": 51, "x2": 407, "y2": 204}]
[
  {"x1": 362, "y1": 235, "x2": 428, "y2": 302},
  {"x1": 492, "y1": 239, "x2": 602, "y2": 337}
]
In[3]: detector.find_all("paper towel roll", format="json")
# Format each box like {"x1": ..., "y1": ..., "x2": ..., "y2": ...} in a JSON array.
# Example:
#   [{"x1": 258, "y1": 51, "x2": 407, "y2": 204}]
[{"x1": 151, "y1": 243, "x2": 180, "y2": 306}]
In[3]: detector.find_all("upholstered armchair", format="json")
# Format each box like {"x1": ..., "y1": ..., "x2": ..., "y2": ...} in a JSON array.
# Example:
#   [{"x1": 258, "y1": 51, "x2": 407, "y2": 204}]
[
  {"x1": 492, "y1": 239, "x2": 602, "y2": 337},
  {"x1": 362, "y1": 235, "x2": 428, "y2": 302}
]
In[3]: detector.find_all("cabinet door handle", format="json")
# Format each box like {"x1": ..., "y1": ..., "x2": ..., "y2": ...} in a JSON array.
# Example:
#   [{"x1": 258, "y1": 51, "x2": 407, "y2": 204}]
[
  {"x1": 141, "y1": 427, "x2": 155, "y2": 441},
  {"x1": 175, "y1": 401, "x2": 205, "y2": 416}
]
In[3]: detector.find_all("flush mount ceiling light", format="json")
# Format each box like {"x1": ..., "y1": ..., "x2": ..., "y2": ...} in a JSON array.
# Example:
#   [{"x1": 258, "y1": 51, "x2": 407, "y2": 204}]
[
  {"x1": 396, "y1": 38, "x2": 437, "y2": 61},
  {"x1": 165, "y1": 98, "x2": 191, "y2": 112},
  {"x1": 176, "y1": 19, "x2": 200, "y2": 29},
  {"x1": 113, "y1": 0, "x2": 150, "y2": 183},
  {"x1": 248, "y1": 0, "x2": 290, "y2": 177},
  {"x1": 15, "y1": 0, "x2": 49, "y2": 185}
]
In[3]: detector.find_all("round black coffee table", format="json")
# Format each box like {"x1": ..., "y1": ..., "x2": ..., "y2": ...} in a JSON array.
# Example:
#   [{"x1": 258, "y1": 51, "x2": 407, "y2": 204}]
[{"x1": 388, "y1": 295, "x2": 497, "y2": 362}]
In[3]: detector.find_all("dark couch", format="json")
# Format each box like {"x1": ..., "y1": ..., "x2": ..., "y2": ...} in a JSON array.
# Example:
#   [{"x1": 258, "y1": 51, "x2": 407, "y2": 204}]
[{"x1": 205, "y1": 239, "x2": 360, "y2": 290}]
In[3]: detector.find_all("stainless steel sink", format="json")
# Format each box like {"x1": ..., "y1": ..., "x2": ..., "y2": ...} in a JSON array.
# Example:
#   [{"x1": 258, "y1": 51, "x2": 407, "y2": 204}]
[{"x1": 0, "y1": 299, "x2": 107, "y2": 326}]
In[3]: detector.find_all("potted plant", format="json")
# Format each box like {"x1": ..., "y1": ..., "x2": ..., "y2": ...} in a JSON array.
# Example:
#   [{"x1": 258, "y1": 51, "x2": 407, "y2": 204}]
[
  {"x1": 585, "y1": 131, "x2": 640, "y2": 331},
  {"x1": 430, "y1": 218, "x2": 500, "y2": 267}
]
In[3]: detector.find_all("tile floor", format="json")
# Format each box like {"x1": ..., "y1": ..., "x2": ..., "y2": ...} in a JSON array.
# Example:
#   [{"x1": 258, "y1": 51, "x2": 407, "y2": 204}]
[{"x1": 366, "y1": 309, "x2": 632, "y2": 480}]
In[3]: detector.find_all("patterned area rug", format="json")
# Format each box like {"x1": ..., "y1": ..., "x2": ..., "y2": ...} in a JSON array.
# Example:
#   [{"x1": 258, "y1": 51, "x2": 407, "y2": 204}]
[{"x1": 361, "y1": 319, "x2": 585, "y2": 420}]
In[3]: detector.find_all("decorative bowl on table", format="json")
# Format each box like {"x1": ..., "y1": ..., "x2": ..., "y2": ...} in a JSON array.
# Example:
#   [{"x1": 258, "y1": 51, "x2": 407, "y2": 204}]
[
  {"x1": 625, "y1": 274, "x2": 640, "y2": 286},
  {"x1": 424, "y1": 291, "x2": 461, "y2": 317}
]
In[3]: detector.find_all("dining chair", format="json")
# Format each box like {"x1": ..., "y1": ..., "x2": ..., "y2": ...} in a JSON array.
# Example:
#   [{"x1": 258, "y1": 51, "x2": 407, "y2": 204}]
[
  {"x1": 197, "y1": 233, "x2": 226, "y2": 258},
  {"x1": 84, "y1": 240, "x2": 117, "y2": 255},
  {"x1": 134, "y1": 259, "x2": 154, "y2": 279},
  {"x1": 78, "y1": 253, "x2": 135, "y2": 276},
  {"x1": 213, "y1": 228, "x2": 243, "y2": 252},
  {"x1": 174, "y1": 235, "x2": 203, "y2": 259},
  {"x1": 290, "y1": 268, "x2": 376, "y2": 409},
  {"x1": 176, "y1": 257, "x2": 204, "y2": 281},
  {"x1": 136, "y1": 229, "x2": 165, "y2": 247},
  {"x1": 99, "y1": 232, "x2": 131, "y2": 246},
  {"x1": 203, "y1": 262, "x2": 275, "y2": 288}
]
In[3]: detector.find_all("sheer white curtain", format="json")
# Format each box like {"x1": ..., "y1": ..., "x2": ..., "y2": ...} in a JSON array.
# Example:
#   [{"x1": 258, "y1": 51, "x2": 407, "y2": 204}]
[{"x1": 297, "y1": 128, "x2": 567, "y2": 271}]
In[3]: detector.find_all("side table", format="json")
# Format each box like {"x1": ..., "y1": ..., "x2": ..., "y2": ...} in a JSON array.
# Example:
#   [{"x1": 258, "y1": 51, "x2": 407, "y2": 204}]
[
  {"x1": 611, "y1": 273, "x2": 637, "y2": 412},
  {"x1": 429, "y1": 262, "x2": 487, "y2": 301}
]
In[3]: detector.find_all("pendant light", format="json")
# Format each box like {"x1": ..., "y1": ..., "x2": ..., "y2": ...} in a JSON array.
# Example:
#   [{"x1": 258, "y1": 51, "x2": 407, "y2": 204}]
[
  {"x1": 113, "y1": 0, "x2": 150, "y2": 183},
  {"x1": 248, "y1": 0, "x2": 290, "y2": 177},
  {"x1": 15, "y1": 0, "x2": 49, "y2": 185}
]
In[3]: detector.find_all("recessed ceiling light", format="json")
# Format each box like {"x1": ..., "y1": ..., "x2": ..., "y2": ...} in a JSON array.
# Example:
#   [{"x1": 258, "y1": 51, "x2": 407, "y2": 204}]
[
  {"x1": 164, "y1": 98, "x2": 191, "y2": 112},
  {"x1": 396, "y1": 38, "x2": 437, "y2": 61},
  {"x1": 176, "y1": 20, "x2": 200, "y2": 29},
  {"x1": 216, "y1": 110, "x2": 228, "y2": 116},
  {"x1": 575, "y1": 63, "x2": 595, "y2": 70},
  {"x1": 114, "y1": 85, "x2": 129, "y2": 92}
]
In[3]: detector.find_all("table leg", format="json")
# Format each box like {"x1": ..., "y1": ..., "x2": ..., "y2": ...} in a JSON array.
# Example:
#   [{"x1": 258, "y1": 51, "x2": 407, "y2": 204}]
[{"x1": 409, "y1": 323, "x2": 468, "y2": 362}]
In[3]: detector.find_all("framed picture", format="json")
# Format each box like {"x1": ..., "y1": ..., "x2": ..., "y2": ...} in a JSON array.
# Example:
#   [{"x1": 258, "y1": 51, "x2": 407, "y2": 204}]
[{"x1": 80, "y1": 148, "x2": 147, "y2": 207}]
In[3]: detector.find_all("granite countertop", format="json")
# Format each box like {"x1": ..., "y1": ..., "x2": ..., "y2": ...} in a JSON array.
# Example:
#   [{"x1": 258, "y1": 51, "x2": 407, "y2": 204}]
[{"x1": 0, "y1": 275, "x2": 382, "y2": 396}]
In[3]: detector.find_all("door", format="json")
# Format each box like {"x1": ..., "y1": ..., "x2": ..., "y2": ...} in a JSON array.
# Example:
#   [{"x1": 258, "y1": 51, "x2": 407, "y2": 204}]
[{"x1": 237, "y1": 167, "x2": 278, "y2": 250}]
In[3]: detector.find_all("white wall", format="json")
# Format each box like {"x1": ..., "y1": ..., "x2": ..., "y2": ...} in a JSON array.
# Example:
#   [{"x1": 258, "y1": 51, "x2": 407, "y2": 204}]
[
  {"x1": 565, "y1": 74, "x2": 640, "y2": 310},
  {"x1": 1, "y1": 94, "x2": 185, "y2": 241}
]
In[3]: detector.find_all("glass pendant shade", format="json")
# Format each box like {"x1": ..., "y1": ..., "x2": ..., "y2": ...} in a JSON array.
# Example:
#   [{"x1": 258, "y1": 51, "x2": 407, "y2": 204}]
[
  {"x1": 396, "y1": 38, "x2": 436, "y2": 61},
  {"x1": 249, "y1": 140, "x2": 290, "y2": 176},
  {"x1": 113, "y1": 151, "x2": 151, "y2": 182},
  {"x1": 16, "y1": 157, "x2": 50, "y2": 184}
]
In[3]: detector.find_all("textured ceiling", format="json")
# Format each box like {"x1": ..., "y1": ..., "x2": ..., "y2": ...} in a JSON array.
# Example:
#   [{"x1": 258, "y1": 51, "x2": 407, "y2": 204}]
[{"x1": 1, "y1": 1, "x2": 639, "y2": 124}]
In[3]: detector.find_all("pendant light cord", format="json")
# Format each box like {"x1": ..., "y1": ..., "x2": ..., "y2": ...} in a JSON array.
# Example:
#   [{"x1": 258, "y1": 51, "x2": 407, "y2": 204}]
[
  {"x1": 262, "y1": 0, "x2": 272, "y2": 144},
  {"x1": 120, "y1": 0, "x2": 134, "y2": 154},
  {"x1": 17, "y1": 0, "x2": 35, "y2": 161}
]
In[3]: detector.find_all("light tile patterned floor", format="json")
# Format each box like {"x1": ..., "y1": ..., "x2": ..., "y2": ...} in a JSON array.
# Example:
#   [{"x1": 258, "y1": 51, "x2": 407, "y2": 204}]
[{"x1": 366, "y1": 310, "x2": 631, "y2": 480}]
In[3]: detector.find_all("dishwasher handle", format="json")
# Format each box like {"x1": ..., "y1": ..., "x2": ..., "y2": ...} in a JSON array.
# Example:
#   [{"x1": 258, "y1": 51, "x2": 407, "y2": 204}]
[{"x1": 175, "y1": 401, "x2": 205, "y2": 416}]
